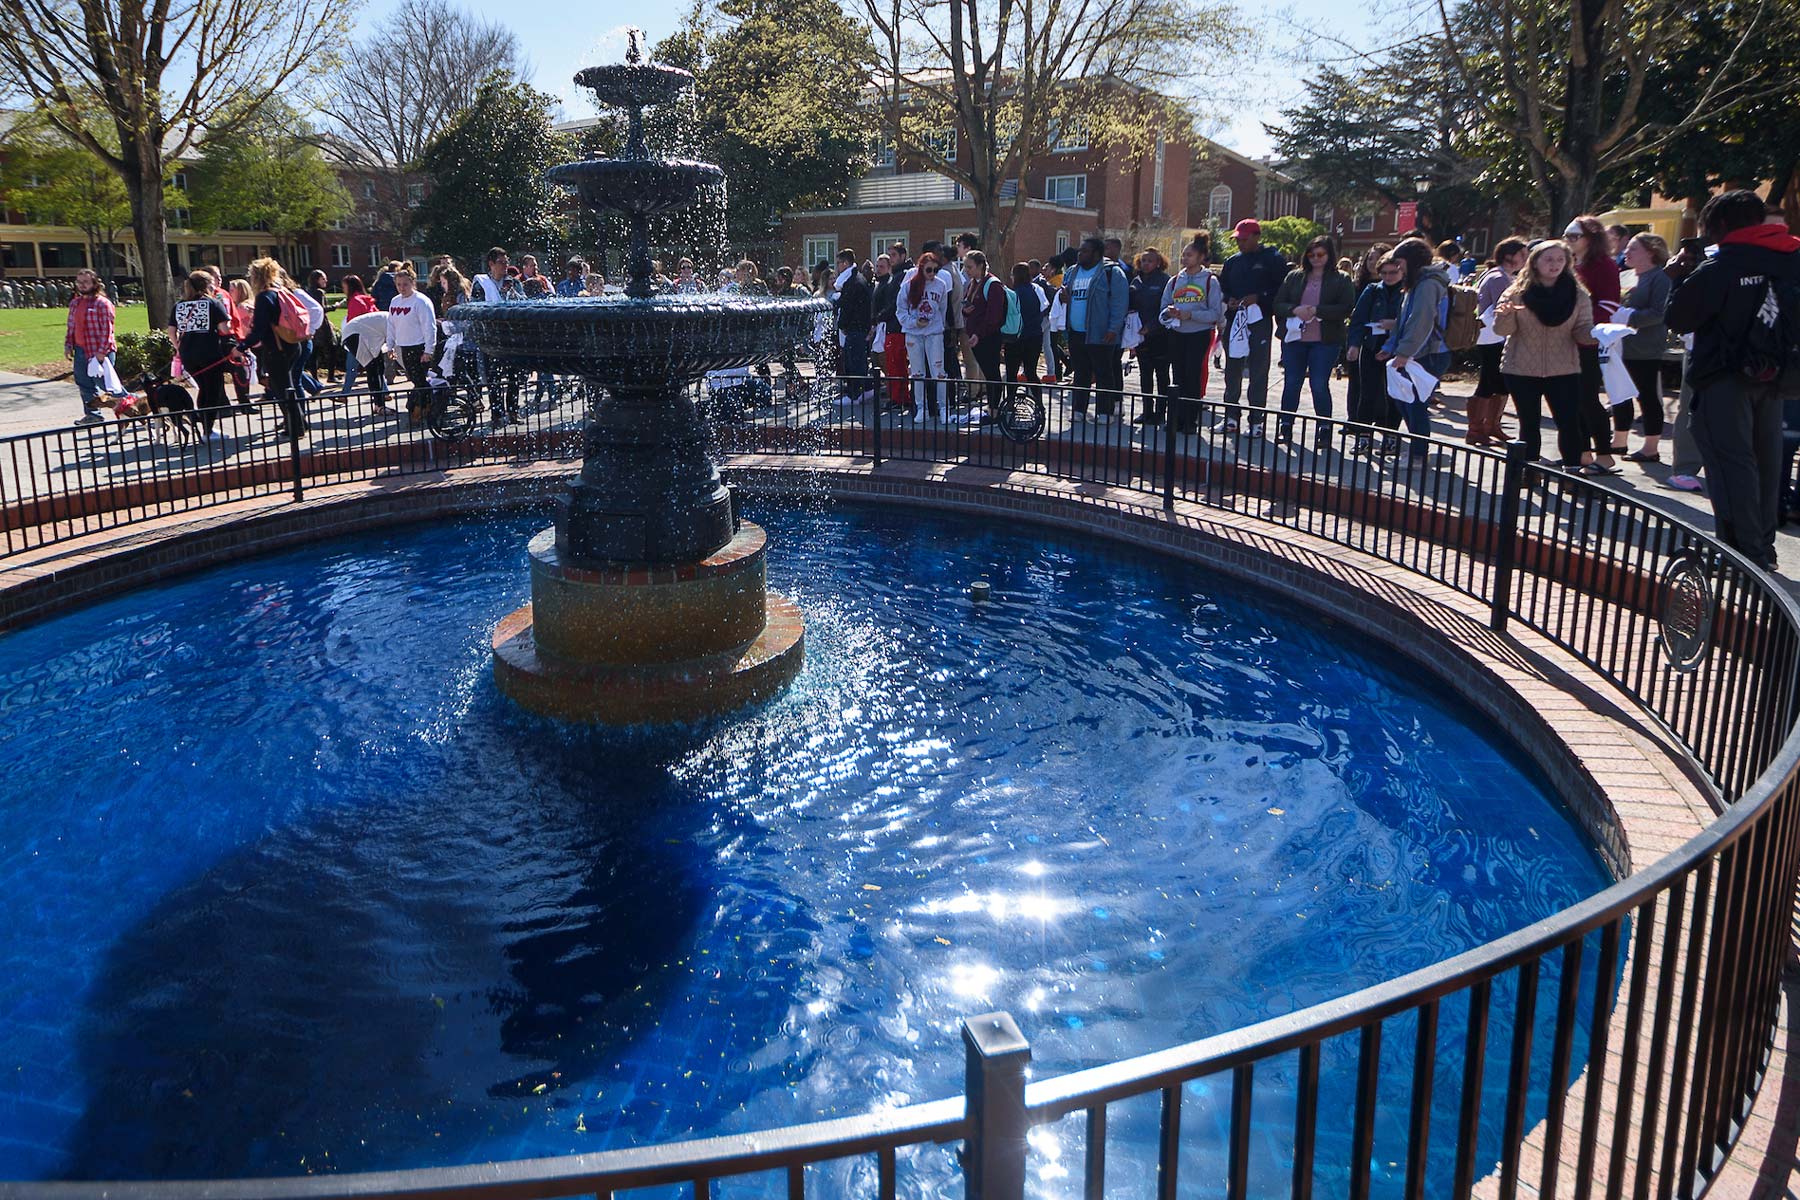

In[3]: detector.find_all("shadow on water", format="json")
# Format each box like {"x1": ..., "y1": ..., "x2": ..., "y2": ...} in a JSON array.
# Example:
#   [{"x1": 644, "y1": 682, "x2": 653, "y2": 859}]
[{"x1": 56, "y1": 724, "x2": 731, "y2": 1181}]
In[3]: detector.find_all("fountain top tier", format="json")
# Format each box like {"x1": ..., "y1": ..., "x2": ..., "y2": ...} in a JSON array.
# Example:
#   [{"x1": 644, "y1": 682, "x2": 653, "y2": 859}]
[{"x1": 449, "y1": 28, "x2": 824, "y2": 380}]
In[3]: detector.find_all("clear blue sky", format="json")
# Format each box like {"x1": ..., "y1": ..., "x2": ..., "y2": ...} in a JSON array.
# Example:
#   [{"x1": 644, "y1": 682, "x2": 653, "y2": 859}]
[{"x1": 354, "y1": 0, "x2": 1381, "y2": 160}]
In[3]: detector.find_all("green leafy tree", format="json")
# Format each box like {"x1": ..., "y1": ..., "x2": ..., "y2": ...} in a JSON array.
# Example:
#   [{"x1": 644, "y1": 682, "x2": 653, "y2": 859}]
[
  {"x1": 1258, "y1": 216, "x2": 1325, "y2": 264},
  {"x1": 1434, "y1": 0, "x2": 1773, "y2": 226},
  {"x1": 0, "y1": 0, "x2": 346, "y2": 326},
  {"x1": 1611, "y1": 1, "x2": 1800, "y2": 214},
  {"x1": 0, "y1": 116, "x2": 137, "y2": 287},
  {"x1": 1267, "y1": 33, "x2": 1528, "y2": 240},
  {"x1": 651, "y1": 0, "x2": 878, "y2": 247},
  {"x1": 412, "y1": 82, "x2": 564, "y2": 267},
  {"x1": 185, "y1": 106, "x2": 351, "y2": 258}
]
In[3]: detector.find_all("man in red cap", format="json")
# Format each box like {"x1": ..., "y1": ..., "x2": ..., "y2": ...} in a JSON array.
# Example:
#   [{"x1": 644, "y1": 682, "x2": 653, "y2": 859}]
[{"x1": 1218, "y1": 217, "x2": 1290, "y2": 434}]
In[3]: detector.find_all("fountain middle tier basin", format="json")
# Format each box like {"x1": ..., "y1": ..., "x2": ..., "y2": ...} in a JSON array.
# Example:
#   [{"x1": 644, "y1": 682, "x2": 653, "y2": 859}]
[
  {"x1": 450, "y1": 294, "x2": 827, "y2": 382},
  {"x1": 491, "y1": 523, "x2": 804, "y2": 724},
  {"x1": 544, "y1": 158, "x2": 723, "y2": 216}
]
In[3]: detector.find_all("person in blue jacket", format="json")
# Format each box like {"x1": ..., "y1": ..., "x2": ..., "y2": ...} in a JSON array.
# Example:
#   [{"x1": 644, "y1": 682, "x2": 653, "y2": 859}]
[{"x1": 1057, "y1": 236, "x2": 1129, "y2": 421}]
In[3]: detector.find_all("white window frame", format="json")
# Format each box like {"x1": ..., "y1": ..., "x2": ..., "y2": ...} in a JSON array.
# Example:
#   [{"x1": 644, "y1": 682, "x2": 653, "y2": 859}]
[
  {"x1": 362, "y1": 180, "x2": 376, "y2": 200},
  {"x1": 802, "y1": 235, "x2": 837, "y2": 269},
  {"x1": 172, "y1": 171, "x2": 188, "y2": 191},
  {"x1": 926, "y1": 128, "x2": 957, "y2": 163},
  {"x1": 1351, "y1": 211, "x2": 1376, "y2": 234},
  {"x1": 296, "y1": 244, "x2": 314, "y2": 268},
  {"x1": 330, "y1": 244, "x2": 350, "y2": 268},
  {"x1": 872, "y1": 136, "x2": 896, "y2": 170},
  {"x1": 1050, "y1": 117, "x2": 1090, "y2": 153},
  {"x1": 1055, "y1": 230, "x2": 1070, "y2": 254},
  {"x1": 1152, "y1": 136, "x2": 1165, "y2": 219},
  {"x1": 329, "y1": 217, "x2": 347, "y2": 231},
  {"x1": 1208, "y1": 184, "x2": 1232, "y2": 226},
  {"x1": 407, "y1": 183, "x2": 424, "y2": 207},
  {"x1": 1045, "y1": 173, "x2": 1087, "y2": 208},
  {"x1": 170, "y1": 207, "x2": 191, "y2": 228},
  {"x1": 368, "y1": 244, "x2": 381, "y2": 267},
  {"x1": 871, "y1": 230, "x2": 908, "y2": 262}
]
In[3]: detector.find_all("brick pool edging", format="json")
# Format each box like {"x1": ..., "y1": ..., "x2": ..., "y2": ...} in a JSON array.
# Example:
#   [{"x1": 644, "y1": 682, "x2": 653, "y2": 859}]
[{"x1": 0, "y1": 454, "x2": 1785, "y2": 1197}]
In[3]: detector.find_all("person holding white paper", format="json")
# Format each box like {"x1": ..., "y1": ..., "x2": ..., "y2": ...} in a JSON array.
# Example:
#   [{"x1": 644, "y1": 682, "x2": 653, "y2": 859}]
[
  {"x1": 1346, "y1": 255, "x2": 1405, "y2": 455},
  {"x1": 1616, "y1": 233, "x2": 1674, "y2": 461},
  {"x1": 1492, "y1": 240, "x2": 1601, "y2": 471},
  {"x1": 1468, "y1": 238, "x2": 1530, "y2": 446},
  {"x1": 1383, "y1": 239, "x2": 1451, "y2": 465}
]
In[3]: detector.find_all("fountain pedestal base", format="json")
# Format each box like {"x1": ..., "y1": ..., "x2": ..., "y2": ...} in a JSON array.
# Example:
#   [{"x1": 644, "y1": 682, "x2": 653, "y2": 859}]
[{"x1": 491, "y1": 522, "x2": 804, "y2": 725}]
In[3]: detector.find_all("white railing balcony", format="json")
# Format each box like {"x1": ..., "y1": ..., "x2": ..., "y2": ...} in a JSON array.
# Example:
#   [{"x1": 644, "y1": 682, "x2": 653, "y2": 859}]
[{"x1": 848, "y1": 172, "x2": 960, "y2": 207}]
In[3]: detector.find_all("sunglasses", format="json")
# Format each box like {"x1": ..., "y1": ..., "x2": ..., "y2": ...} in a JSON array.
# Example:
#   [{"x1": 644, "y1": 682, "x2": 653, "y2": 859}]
[{"x1": 923, "y1": 267, "x2": 939, "y2": 275}]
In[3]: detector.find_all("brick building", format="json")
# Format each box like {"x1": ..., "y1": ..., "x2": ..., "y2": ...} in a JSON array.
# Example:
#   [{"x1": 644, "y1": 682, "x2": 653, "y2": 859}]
[{"x1": 780, "y1": 116, "x2": 1194, "y2": 271}]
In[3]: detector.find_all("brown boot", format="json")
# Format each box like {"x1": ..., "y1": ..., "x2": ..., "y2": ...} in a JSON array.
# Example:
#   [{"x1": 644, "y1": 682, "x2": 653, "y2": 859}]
[
  {"x1": 1487, "y1": 396, "x2": 1512, "y2": 445},
  {"x1": 1464, "y1": 395, "x2": 1489, "y2": 445}
]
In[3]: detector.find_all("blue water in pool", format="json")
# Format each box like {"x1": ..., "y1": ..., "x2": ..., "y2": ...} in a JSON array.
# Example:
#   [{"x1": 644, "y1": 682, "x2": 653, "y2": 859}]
[{"x1": 0, "y1": 500, "x2": 1611, "y2": 1194}]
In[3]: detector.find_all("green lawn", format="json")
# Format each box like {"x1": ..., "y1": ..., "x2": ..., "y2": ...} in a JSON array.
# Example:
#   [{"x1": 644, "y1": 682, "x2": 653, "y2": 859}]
[
  {"x1": 0, "y1": 308, "x2": 73, "y2": 375},
  {"x1": 0, "y1": 304, "x2": 162, "y2": 375}
]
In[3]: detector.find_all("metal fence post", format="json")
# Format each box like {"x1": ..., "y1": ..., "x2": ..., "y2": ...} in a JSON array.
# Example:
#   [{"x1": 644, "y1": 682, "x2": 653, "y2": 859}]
[
  {"x1": 289, "y1": 424, "x2": 305, "y2": 502},
  {"x1": 1162, "y1": 394, "x2": 1177, "y2": 513},
  {"x1": 871, "y1": 382, "x2": 883, "y2": 467},
  {"x1": 1489, "y1": 440, "x2": 1529, "y2": 633},
  {"x1": 962, "y1": 1011, "x2": 1030, "y2": 1200}
]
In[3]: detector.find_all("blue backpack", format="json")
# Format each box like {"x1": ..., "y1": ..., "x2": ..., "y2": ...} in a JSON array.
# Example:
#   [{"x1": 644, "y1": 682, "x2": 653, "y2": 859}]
[{"x1": 1000, "y1": 282, "x2": 1022, "y2": 337}]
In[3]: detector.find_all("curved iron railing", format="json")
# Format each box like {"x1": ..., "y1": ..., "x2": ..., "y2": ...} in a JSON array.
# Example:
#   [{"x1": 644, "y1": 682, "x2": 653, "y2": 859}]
[{"x1": 1, "y1": 369, "x2": 1796, "y2": 1200}]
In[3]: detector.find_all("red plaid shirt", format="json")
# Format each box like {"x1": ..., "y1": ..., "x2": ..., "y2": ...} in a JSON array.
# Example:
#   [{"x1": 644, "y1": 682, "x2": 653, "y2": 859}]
[{"x1": 65, "y1": 293, "x2": 116, "y2": 356}]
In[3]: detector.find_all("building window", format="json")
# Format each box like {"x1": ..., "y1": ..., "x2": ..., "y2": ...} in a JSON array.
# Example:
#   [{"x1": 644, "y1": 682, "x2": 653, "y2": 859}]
[
  {"x1": 39, "y1": 242, "x2": 88, "y2": 269},
  {"x1": 172, "y1": 171, "x2": 188, "y2": 191},
  {"x1": 1, "y1": 243, "x2": 39, "y2": 270},
  {"x1": 1208, "y1": 184, "x2": 1232, "y2": 226},
  {"x1": 407, "y1": 183, "x2": 424, "y2": 207},
  {"x1": 1152, "y1": 136, "x2": 1165, "y2": 218},
  {"x1": 330, "y1": 244, "x2": 350, "y2": 267},
  {"x1": 170, "y1": 207, "x2": 191, "y2": 228},
  {"x1": 872, "y1": 136, "x2": 896, "y2": 170},
  {"x1": 1055, "y1": 230, "x2": 1070, "y2": 254},
  {"x1": 1046, "y1": 174, "x2": 1087, "y2": 208},
  {"x1": 329, "y1": 217, "x2": 346, "y2": 231},
  {"x1": 872, "y1": 231, "x2": 908, "y2": 261},
  {"x1": 1351, "y1": 211, "x2": 1376, "y2": 233},
  {"x1": 296, "y1": 244, "x2": 314, "y2": 268},
  {"x1": 1468, "y1": 229, "x2": 1489, "y2": 254},
  {"x1": 1050, "y1": 117, "x2": 1090, "y2": 152},
  {"x1": 362, "y1": 180, "x2": 376, "y2": 200},
  {"x1": 802, "y1": 235, "x2": 836, "y2": 269},
  {"x1": 368, "y1": 244, "x2": 381, "y2": 267},
  {"x1": 926, "y1": 128, "x2": 957, "y2": 163}
]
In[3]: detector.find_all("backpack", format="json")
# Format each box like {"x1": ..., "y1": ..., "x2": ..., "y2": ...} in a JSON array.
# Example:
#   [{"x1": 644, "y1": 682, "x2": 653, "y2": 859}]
[
  {"x1": 1000, "y1": 282, "x2": 1022, "y2": 337},
  {"x1": 1738, "y1": 276, "x2": 1800, "y2": 386},
  {"x1": 272, "y1": 288, "x2": 311, "y2": 344},
  {"x1": 1443, "y1": 283, "x2": 1482, "y2": 351}
]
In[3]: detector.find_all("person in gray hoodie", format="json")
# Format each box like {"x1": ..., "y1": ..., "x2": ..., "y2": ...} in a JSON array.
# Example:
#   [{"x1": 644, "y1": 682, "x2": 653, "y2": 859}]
[
  {"x1": 1383, "y1": 238, "x2": 1451, "y2": 464},
  {"x1": 1160, "y1": 235, "x2": 1225, "y2": 434}
]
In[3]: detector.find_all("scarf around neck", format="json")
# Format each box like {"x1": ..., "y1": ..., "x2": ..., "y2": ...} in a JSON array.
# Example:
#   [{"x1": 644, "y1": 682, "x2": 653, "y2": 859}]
[{"x1": 1522, "y1": 272, "x2": 1577, "y2": 328}]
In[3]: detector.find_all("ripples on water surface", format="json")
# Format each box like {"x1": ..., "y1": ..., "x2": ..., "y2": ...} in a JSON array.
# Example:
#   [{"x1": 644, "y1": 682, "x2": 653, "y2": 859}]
[{"x1": 0, "y1": 500, "x2": 1611, "y2": 1194}]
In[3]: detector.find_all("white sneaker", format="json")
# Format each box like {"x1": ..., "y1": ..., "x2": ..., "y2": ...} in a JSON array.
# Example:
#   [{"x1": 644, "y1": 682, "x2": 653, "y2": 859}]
[
  {"x1": 913, "y1": 403, "x2": 925, "y2": 420},
  {"x1": 1095, "y1": 413, "x2": 1112, "y2": 425}
]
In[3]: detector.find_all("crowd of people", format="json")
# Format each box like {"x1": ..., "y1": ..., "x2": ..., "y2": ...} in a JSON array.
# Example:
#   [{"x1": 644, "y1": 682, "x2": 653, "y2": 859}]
[{"x1": 46, "y1": 186, "x2": 1800, "y2": 570}]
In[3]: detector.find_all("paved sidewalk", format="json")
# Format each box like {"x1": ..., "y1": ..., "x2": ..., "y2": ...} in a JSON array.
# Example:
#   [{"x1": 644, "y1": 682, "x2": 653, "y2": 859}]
[{"x1": 7, "y1": 363, "x2": 1798, "y2": 595}]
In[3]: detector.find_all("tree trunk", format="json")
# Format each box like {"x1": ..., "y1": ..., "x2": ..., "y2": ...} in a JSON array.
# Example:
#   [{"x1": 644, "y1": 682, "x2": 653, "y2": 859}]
[
  {"x1": 121, "y1": 144, "x2": 172, "y2": 330},
  {"x1": 974, "y1": 188, "x2": 1001, "y2": 262}
]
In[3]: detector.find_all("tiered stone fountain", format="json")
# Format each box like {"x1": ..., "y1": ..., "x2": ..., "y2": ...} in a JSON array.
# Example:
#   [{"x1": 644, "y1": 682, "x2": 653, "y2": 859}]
[{"x1": 458, "y1": 35, "x2": 825, "y2": 724}]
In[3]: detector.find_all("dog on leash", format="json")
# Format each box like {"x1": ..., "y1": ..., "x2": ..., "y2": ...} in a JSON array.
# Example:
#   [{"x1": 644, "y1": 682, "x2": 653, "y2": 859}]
[{"x1": 111, "y1": 373, "x2": 200, "y2": 444}]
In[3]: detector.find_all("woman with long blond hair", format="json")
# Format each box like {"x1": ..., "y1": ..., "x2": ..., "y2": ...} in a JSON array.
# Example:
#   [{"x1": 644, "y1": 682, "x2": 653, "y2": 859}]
[
  {"x1": 243, "y1": 257, "x2": 308, "y2": 438},
  {"x1": 1492, "y1": 240, "x2": 1599, "y2": 470},
  {"x1": 226, "y1": 277, "x2": 256, "y2": 404}
]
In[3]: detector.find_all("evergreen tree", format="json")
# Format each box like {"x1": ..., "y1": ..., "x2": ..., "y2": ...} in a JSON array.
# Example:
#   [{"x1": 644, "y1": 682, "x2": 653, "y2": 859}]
[{"x1": 413, "y1": 82, "x2": 564, "y2": 267}]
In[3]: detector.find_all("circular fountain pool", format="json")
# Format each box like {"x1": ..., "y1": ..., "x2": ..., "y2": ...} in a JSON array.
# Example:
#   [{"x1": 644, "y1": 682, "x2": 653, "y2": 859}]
[{"x1": 0, "y1": 500, "x2": 1610, "y2": 1188}]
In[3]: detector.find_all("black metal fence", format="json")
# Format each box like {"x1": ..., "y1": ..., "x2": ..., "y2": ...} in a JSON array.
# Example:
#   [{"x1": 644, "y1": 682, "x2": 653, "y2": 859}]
[{"x1": 2, "y1": 369, "x2": 1798, "y2": 1200}]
